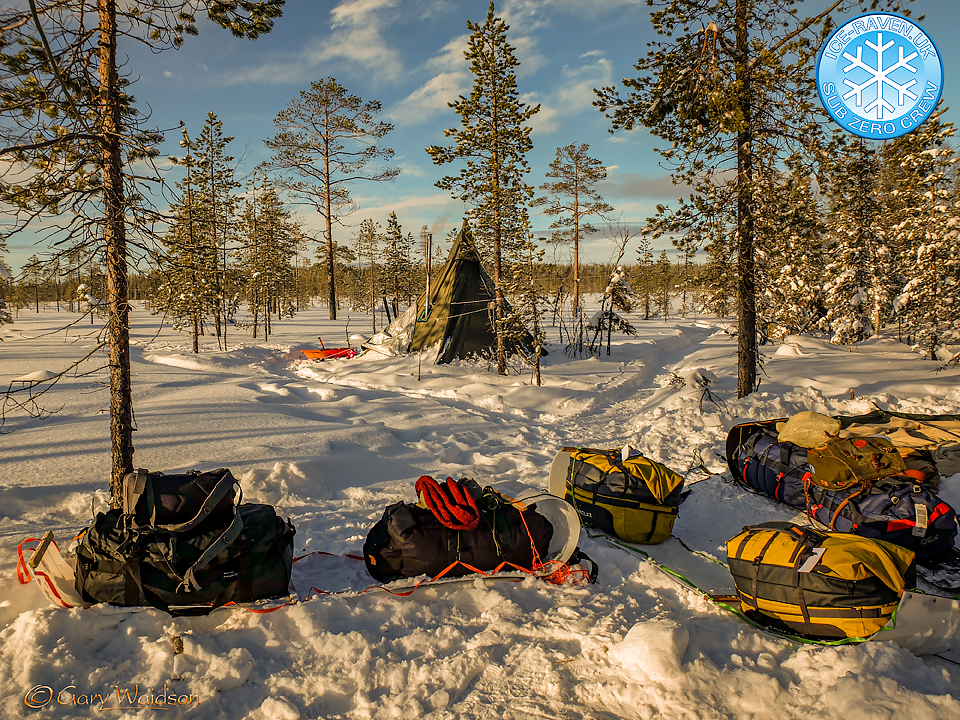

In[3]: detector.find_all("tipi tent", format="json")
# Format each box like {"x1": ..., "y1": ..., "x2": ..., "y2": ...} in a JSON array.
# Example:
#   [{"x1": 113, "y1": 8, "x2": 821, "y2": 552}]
[{"x1": 364, "y1": 220, "x2": 538, "y2": 364}]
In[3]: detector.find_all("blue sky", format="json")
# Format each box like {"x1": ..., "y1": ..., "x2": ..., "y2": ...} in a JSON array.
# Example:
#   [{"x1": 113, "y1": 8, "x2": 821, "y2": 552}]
[{"x1": 4, "y1": 0, "x2": 959, "y2": 273}]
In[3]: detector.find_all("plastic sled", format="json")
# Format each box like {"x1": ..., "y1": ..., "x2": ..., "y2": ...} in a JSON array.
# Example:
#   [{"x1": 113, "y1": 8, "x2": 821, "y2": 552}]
[
  {"x1": 17, "y1": 532, "x2": 84, "y2": 609},
  {"x1": 301, "y1": 347, "x2": 358, "y2": 361}
]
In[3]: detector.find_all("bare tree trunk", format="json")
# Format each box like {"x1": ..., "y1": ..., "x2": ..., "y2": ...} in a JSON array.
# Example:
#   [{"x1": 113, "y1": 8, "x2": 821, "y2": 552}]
[
  {"x1": 222, "y1": 239, "x2": 229, "y2": 351},
  {"x1": 573, "y1": 195, "x2": 580, "y2": 321},
  {"x1": 324, "y1": 130, "x2": 337, "y2": 320},
  {"x1": 492, "y1": 163, "x2": 506, "y2": 376},
  {"x1": 100, "y1": 0, "x2": 134, "y2": 503},
  {"x1": 735, "y1": 0, "x2": 757, "y2": 399},
  {"x1": 370, "y1": 257, "x2": 377, "y2": 334}
]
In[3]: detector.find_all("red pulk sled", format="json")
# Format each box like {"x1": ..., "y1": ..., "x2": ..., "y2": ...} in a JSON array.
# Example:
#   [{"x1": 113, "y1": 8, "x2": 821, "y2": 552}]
[{"x1": 301, "y1": 336, "x2": 358, "y2": 361}]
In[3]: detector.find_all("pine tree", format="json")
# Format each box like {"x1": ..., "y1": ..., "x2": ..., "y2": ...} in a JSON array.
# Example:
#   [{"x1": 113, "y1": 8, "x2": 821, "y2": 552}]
[
  {"x1": 354, "y1": 218, "x2": 381, "y2": 333},
  {"x1": 534, "y1": 143, "x2": 614, "y2": 352},
  {"x1": 632, "y1": 232, "x2": 656, "y2": 320},
  {"x1": 237, "y1": 177, "x2": 298, "y2": 341},
  {"x1": 0, "y1": 258, "x2": 10, "y2": 323},
  {"x1": 22, "y1": 255, "x2": 45, "y2": 312},
  {"x1": 653, "y1": 250, "x2": 674, "y2": 318},
  {"x1": 265, "y1": 78, "x2": 399, "y2": 321},
  {"x1": 426, "y1": 1, "x2": 539, "y2": 375},
  {"x1": 502, "y1": 222, "x2": 548, "y2": 383},
  {"x1": 593, "y1": 0, "x2": 898, "y2": 396},
  {"x1": 381, "y1": 212, "x2": 413, "y2": 316},
  {"x1": 755, "y1": 155, "x2": 825, "y2": 341},
  {"x1": 588, "y1": 265, "x2": 637, "y2": 356},
  {"x1": 0, "y1": 0, "x2": 283, "y2": 499},
  {"x1": 194, "y1": 112, "x2": 240, "y2": 350},
  {"x1": 822, "y1": 135, "x2": 888, "y2": 344},
  {"x1": 153, "y1": 125, "x2": 220, "y2": 352},
  {"x1": 314, "y1": 239, "x2": 356, "y2": 314},
  {"x1": 888, "y1": 111, "x2": 960, "y2": 361},
  {"x1": 0, "y1": 230, "x2": 7, "y2": 280}
]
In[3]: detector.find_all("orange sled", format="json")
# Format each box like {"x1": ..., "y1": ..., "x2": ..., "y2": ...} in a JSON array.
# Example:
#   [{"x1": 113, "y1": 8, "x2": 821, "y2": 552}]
[{"x1": 301, "y1": 347, "x2": 358, "y2": 361}]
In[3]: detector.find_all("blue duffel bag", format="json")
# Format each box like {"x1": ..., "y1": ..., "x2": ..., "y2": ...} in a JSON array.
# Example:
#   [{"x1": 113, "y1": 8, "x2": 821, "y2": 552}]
[{"x1": 731, "y1": 426, "x2": 957, "y2": 560}]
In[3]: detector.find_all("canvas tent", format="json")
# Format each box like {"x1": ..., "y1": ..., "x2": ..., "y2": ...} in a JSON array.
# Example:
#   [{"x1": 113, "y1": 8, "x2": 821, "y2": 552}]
[{"x1": 364, "y1": 220, "x2": 539, "y2": 364}]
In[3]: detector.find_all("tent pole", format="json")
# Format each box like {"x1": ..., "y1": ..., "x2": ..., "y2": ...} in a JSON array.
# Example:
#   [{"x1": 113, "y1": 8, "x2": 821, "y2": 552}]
[{"x1": 425, "y1": 233, "x2": 432, "y2": 318}]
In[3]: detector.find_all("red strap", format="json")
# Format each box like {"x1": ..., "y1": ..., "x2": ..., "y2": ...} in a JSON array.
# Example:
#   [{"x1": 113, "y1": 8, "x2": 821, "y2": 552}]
[
  {"x1": 931, "y1": 502, "x2": 952, "y2": 523},
  {"x1": 17, "y1": 537, "x2": 42, "y2": 585},
  {"x1": 415, "y1": 476, "x2": 480, "y2": 531},
  {"x1": 886, "y1": 519, "x2": 914, "y2": 532}
]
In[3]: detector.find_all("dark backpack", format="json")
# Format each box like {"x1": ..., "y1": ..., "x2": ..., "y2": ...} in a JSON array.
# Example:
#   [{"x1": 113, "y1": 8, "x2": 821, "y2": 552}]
[
  {"x1": 363, "y1": 479, "x2": 554, "y2": 583},
  {"x1": 75, "y1": 469, "x2": 295, "y2": 615},
  {"x1": 806, "y1": 436, "x2": 905, "y2": 491}
]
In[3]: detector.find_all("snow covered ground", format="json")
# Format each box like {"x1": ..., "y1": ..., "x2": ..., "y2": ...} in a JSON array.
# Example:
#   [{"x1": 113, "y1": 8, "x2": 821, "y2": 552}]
[{"x1": 2, "y1": 301, "x2": 960, "y2": 719}]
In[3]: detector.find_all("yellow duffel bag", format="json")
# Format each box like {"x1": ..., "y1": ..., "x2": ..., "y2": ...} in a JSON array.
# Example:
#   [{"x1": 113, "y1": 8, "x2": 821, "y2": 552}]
[
  {"x1": 726, "y1": 522, "x2": 916, "y2": 639},
  {"x1": 564, "y1": 448, "x2": 685, "y2": 545}
]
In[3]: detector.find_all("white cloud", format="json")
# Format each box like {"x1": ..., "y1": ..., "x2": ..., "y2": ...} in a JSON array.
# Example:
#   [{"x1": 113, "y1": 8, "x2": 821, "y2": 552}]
[
  {"x1": 389, "y1": 71, "x2": 467, "y2": 125},
  {"x1": 389, "y1": 35, "x2": 471, "y2": 125},
  {"x1": 555, "y1": 57, "x2": 613, "y2": 111},
  {"x1": 504, "y1": 0, "x2": 644, "y2": 21},
  {"x1": 309, "y1": 0, "x2": 403, "y2": 81},
  {"x1": 398, "y1": 161, "x2": 430, "y2": 179},
  {"x1": 221, "y1": 0, "x2": 403, "y2": 86},
  {"x1": 509, "y1": 33, "x2": 548, "y2": 78},
  {"x1": 423, "y1": 33, "x2": 470, "y2": 72},
  {"x1": 525, "y1": 96, "x2": 560, "y2": 135},
  {"x1": 222, "y1": 60, "x2": 315, "y2": 86},
  {"x1": 526, "y1": 55, "x2": 614, "y2": 135}
]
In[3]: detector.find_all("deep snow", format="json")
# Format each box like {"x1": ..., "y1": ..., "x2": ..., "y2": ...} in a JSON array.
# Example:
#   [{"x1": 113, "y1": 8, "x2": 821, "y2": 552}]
[{"x1": 2, "y1": 301, "x2": 960, "y2": 719}]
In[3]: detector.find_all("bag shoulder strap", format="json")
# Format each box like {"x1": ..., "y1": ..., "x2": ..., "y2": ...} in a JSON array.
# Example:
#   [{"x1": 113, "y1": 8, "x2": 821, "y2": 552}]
[
  {"x1": 180, "y1": 510, "x2": 245, "y2": 593},
  {"x1": 122, "y1": 469, "x2": 150, "y2": 518}
]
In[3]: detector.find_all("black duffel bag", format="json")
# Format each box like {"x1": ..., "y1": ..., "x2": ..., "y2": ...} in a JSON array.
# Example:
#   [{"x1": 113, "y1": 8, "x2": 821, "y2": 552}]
[
  {"x1": 76, "y1": 498, "x2": 295, "y2": 615},
  {"x1": 363, "y1": 478, "x2": 553, "y2": 583}
]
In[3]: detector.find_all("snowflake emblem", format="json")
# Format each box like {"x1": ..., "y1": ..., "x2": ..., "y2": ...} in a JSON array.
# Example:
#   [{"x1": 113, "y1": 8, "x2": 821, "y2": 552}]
[
  {"x1": 817, "y1": 13, "x2": 943, "y2": 140},
  {"x1": 841, "y1": 33, "x2": 918, "y2": 121}
]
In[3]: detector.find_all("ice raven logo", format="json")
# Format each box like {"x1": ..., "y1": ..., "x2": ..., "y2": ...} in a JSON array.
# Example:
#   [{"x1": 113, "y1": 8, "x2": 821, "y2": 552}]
[{"x1": 816, "y1": 13, "x2": 942, "y2": 140}]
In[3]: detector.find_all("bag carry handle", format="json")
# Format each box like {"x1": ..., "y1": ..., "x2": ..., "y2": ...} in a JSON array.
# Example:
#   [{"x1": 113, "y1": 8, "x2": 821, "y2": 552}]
[{"x1": 125, "y1": 469, "x2": 239, "y2": 534}]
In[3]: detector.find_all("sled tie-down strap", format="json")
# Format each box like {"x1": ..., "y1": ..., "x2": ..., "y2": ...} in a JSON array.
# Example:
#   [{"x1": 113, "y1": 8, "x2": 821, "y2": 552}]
[{"x1": 415, "y1": 476, "x2": 480, "y2": 531}]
